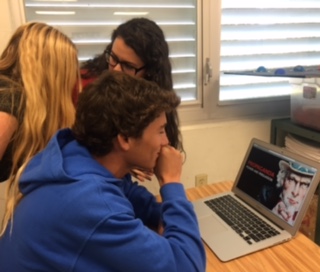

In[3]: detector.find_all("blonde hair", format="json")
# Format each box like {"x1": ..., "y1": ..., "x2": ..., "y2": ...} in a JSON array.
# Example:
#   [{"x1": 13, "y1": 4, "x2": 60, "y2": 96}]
[{"x1": 0, "y1": 22, "x2": 80, "y2": 235}]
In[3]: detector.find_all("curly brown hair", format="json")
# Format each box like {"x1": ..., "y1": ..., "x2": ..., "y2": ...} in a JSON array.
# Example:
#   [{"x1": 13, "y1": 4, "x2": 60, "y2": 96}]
[{"x1": 72, "y1": 71, "x2": 181, "y2": 156}]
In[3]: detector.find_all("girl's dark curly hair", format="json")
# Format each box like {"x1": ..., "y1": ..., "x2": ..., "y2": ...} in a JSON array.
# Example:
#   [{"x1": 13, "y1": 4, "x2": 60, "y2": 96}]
[{"x1": 81, "y1": 18, "x2": 184, "y2": 152}]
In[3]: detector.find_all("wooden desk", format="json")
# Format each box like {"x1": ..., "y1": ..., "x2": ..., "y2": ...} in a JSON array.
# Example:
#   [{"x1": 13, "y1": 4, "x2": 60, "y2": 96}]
[{"x1": 186, "y1": 181, "x2": 320, "y2": 272}]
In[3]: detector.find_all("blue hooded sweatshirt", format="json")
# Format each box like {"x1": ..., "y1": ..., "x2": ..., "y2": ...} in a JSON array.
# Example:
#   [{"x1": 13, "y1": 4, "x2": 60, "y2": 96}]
[{"x1": 0, "y1": 129, "x2": 206, "y2": 272}]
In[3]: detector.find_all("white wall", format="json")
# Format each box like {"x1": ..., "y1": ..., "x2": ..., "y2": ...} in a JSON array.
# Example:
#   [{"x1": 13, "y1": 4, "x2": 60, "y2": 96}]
[
  {"x1": 0, "y1": 1, "x2": 278, "y2": 215},
  {"x1": 0, "y1": 1, "x2": 14, "y2": 53},
  {"x1": 181, "y1": 118, "x2": 271, "y2": 184}
]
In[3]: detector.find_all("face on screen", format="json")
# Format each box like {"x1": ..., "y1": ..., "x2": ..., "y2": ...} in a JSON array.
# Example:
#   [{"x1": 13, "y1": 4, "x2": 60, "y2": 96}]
[{"x1": 282, "y1": 171, "x2": 311, "y2": 211}]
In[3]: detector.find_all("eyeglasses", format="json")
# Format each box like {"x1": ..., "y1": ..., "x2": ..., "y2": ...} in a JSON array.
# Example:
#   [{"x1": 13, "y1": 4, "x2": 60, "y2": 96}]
[{"x1": 105, "y1": 51, "x2": 145, "y2": 76}]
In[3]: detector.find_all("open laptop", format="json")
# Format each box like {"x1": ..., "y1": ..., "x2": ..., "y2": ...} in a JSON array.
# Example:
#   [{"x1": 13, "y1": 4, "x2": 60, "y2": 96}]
[{"x1": 193, "y1": 138, "x2": 320, "y2": 262}]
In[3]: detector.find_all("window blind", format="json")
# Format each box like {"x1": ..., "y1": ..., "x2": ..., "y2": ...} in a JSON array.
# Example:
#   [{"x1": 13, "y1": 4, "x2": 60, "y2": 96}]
[
  {"x1": 24, "y1": 0, "x2": 198, "y2": 102},
  {"x1": 220, "y1": 0, "x2": 320, "y2": 102}
]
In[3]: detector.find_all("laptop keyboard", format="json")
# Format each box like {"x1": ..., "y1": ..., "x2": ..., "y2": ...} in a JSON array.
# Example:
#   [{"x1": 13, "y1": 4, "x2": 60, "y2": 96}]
[{"x1": 205, "y1": 195, "x2": 280, "y2": 245}]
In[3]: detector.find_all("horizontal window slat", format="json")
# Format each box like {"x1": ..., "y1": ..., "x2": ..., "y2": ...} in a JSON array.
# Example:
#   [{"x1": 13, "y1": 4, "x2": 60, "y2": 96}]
[
  {"x1": 221, "y1": 24, "x2": 320, "y2": 40},
  {"x1": 221, "y1": 52, "x2": 320, "y2": 71},
  {"x1": 173, "y1": 72, "x2": 196, "y2": 83},
  {"x1": 26, "y1": 11, "x2": 196, "y2": 24},
  {"x1": 175, "y1": 88, "x2": 197, "y2": 102},
  {"x1": 25, "y1": 0, "x2": 195, "y2": 9},
  {"x1": 221, "y1": 38, "x2": 320, "y2": 56},
  {"x1": 222, "y1": 9, "x2": 320, "y2": 25},
  {"x1": 220, "y1": 74, "x2": 291, "y2": 86},
  {"x1": 72, "y1": 38, "x2": 196, "y2": 45},
  {"x1": 222, "y1": 0, "x2": 320, "y2": 9},
  {"x1": 55, "y1": 25, "x2": 196, "y2": 40},
  {"x1": 29, "y1": 20, "x2": 196, "y2": 26},
  {"x1": 220, "y1": 82, "x2": 291, "y2": 101}
]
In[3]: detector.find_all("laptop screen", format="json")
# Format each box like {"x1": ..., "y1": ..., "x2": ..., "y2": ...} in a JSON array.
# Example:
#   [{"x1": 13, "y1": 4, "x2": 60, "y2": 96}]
[{"x1": 236, "y1": 143, "x2": 317, "y2": 226}]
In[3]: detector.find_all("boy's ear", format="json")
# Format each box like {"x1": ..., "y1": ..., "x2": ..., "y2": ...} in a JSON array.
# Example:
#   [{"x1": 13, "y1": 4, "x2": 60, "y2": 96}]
[{"x1": 117, "y1": 134, "x2": 130, "y2": 151}]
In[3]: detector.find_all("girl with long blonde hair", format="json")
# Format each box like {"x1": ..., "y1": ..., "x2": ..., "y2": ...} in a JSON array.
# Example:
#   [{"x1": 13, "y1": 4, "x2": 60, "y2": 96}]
[{"x1": 0, "y1": 22, "x2": 80, "y2": 235}]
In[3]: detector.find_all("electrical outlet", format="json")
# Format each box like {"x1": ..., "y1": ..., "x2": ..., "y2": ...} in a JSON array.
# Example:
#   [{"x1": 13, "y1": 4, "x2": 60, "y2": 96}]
[{"x1": 195, "y1": 174, "x2": 208, "y2": 187}]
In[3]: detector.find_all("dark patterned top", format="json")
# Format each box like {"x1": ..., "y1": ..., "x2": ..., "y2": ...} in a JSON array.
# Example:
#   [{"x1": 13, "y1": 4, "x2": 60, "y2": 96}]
[{"x1": 0, "y1": 84, "x2": 21, "y2": 182}]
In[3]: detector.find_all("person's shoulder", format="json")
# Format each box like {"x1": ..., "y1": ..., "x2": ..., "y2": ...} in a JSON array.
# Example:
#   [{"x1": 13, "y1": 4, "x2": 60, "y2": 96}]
[
  {"x1": 80, "y1": 69, "x2": 98, "y2": 89},
  {"x1": 66, "y1": 176, "x2": 132, "y2": 217}
]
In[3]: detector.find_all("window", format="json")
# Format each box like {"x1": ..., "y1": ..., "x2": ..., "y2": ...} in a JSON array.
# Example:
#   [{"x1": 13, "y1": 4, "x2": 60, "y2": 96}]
[
  {"x1": 23, "y1": 0, "x2": 199, "y2": 104},
  {"x1": 12, "y1": 0, "x2": 312, "y2": 123},
  {"x1": 219, "y1": 0, "x2": 320, "y2": 103}
]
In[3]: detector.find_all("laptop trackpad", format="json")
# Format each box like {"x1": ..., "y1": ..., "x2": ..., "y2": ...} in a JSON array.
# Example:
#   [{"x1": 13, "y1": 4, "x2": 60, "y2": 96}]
[{"x1": 200, "y1": 215, "x2": 228, "y2": 234}]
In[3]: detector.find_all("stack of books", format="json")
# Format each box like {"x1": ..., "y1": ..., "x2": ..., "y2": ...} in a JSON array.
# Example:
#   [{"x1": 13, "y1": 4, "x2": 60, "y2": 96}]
[{"x1": 285, "y1": 134, "x2": 320, "y2": 162}]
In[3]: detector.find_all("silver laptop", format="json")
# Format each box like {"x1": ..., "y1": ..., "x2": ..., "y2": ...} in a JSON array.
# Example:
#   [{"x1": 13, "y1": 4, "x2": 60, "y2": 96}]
[{"x1": 193, "y1": 138, "x2": 320, "y2": 262}]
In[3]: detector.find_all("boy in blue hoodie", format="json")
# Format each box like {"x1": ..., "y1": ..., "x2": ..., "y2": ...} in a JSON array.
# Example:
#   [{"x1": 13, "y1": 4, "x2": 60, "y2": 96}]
[{"x1": 0, "y1": 71, "x2": 206, "y2": 272}]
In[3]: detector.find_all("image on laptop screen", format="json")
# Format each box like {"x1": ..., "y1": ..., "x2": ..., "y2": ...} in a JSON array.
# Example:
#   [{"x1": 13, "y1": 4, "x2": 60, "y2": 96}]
[{"x1": 236, "y1": 143, "x2": 317, "y2": 226}]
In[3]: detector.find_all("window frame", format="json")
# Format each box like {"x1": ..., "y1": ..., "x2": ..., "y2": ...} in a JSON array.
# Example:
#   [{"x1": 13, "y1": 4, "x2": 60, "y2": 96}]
[
  {"x1": 205, "y1": 0, "x2": 290, "y2": 121},
  {"x1": 173, "y1": 0, "x2": 290, "y2": 125}
]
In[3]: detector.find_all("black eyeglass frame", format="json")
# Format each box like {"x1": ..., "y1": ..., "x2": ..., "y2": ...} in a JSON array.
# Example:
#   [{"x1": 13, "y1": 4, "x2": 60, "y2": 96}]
[{"x1": 105, "y1": 51, "x2": 146, "y2": 75}]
